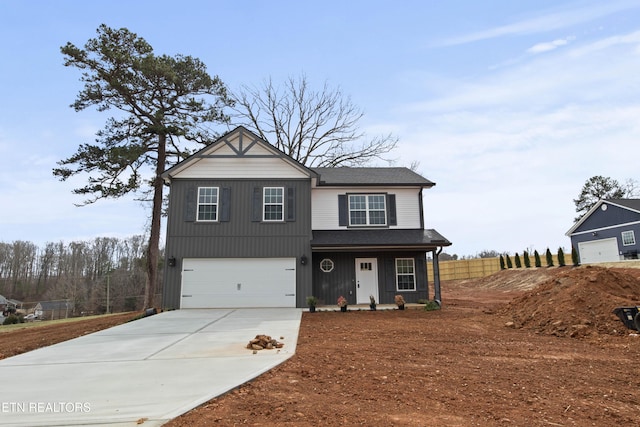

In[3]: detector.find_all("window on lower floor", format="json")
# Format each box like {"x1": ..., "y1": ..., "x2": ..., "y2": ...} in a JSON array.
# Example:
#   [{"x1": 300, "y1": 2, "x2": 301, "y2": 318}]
[
  {"x1": 622, "y1": 230, "x2": 636, "y2": 246},
  {"x1": 396, "y1": 258, "x2": 416, "y2": 291},
  {"x1": 197, "y1": 187, "x2": 219, "y2": 221}
]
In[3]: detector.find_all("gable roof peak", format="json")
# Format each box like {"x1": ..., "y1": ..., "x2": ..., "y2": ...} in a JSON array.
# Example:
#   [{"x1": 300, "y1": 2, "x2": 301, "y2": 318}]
[{"x1": 161, "y1": 126, "x2": 317, "y2": 181}]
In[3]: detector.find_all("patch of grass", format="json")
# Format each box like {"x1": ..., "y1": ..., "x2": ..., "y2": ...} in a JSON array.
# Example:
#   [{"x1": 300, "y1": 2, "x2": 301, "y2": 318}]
[{"x1": 0, "y1": 312, "x2": 135, "y2": 333}]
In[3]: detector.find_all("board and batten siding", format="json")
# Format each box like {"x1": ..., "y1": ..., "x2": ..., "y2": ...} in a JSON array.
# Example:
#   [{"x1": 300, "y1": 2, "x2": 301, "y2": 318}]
[
  {"x1": 312, "y1": 251, "x2": 428, "y2": 305},
  {"x1": 162, "y1": 178, "x2": 313, "y2": 309},
  {"x1": 311, "y1": 187, "x2": 423, "y2": 229},
  {"x1": 166, "y1": 179, "x2": 311, "y2": 238}
]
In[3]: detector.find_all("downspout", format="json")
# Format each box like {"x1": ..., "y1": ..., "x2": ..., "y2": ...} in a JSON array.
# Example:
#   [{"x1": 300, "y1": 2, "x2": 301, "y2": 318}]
[{"x1": 433, "y1": 247, "x2": 443, "y2": 306}]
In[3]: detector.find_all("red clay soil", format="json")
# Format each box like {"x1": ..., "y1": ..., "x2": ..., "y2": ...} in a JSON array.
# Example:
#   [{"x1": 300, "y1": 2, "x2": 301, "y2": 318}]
[
  {"x1": 167, "y1": 265, "x2": 640, "y2": 427},
  {"x1": 3, "y1": 267, "x2": 640, "y2": 426}
]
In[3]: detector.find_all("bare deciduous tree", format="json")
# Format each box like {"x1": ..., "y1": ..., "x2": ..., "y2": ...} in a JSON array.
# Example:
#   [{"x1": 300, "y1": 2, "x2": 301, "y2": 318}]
[{"x1": 231, "y1": 74, "x2": 398, "y2": 167}]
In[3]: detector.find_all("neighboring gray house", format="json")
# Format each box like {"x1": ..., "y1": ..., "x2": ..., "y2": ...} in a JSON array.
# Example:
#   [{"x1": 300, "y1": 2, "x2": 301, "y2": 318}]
[
  {"x1": 161, "y1": 127, "x2": 451, "y2": 309},
  {"x1": 34, "y1": 300, "x2": 72, "y2": 320},
  {"x1": 566, "y1": 199, "x2": 640, "y2": 264}
]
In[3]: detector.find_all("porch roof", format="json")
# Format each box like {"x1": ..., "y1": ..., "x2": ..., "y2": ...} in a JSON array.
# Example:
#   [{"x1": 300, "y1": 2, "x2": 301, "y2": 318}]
[{"x1": 311, "y1": 229, "x2": 451, "y2": 251}]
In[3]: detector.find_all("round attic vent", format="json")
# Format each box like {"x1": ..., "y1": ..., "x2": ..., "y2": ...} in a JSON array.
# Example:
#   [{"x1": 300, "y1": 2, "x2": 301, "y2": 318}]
[{"x1": 601, "y1": 204, "x2": 608, "y2": 211}]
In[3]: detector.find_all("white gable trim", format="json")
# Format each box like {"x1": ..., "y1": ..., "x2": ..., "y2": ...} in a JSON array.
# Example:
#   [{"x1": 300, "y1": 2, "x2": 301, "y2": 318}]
[
  {"x1": 566, "y1": 200, "x2": 640, "y2": 236},
  {"x1": 163, "y1": 127, "x2": 315, "y2": 181},
  {"x1": 569, "y1": 220, "x2": 640, "y2": 236}
]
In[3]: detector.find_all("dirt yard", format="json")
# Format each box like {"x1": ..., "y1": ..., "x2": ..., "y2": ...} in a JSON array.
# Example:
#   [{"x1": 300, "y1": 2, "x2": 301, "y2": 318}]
[
  {"x1": 167, "y1": 265, "x2": 640, "y2": 427},
  {"x1": 0, "y1": 312, "x2": 138, "y2": 360},
  {"x1": 2, "y1": 266, "x2": 640, "y2": 426}
]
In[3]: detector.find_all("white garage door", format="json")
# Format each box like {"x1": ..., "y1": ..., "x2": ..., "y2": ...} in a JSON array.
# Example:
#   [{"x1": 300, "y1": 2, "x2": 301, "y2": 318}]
[
  {"x1": 578, "y1": 238, "x2": 620, "y2": 264},
  {"x1": 180, "y1": 258, "x2": 296, "y2": 308}
]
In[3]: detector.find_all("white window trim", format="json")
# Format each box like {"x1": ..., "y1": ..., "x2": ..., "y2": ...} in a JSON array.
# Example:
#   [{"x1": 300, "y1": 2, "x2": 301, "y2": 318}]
[
  {"x1": 348, "y1": 194, "x2": 387, "y2": 226},
  {"x1": 263, "y1": 187, "x2": 284, "y2": 222},
  {"x1": 395, "y1": 258, "x2": 416, "y2": 291},
  {"x1": 196, "y1": 186, "x2": 219, "y2": 222},
  {"x1": 622, "y1": 230, "x2": 636, "y2": 246}
]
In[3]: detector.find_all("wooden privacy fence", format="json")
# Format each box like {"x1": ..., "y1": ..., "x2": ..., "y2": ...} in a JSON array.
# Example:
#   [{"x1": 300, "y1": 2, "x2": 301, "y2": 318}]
[{"x1": 427, "y1": 254, "x2": 568, "y2": 282}]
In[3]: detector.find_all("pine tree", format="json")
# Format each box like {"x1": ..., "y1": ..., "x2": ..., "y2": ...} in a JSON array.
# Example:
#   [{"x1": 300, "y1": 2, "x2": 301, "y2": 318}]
[
  {"x1": 571, "y1": 246, "x2": 580, "y2": 266},
  {"x1": 545, "y1": 248, "x2": 554, "y2": 267},
  {"x1": 499, "y1": 255, "x2": 505, "y2": 270},
  {"x1": 506, "y1": 255, "x2": 513, "y2": 268},
  {"x1": 55, "y1": 25, "x2": 233, "y2": 308},
  {"x1": 515, "y1": 253, "x2": 522, "y2": 268},
  {"x1": 534, "y1": 250, "x2": 542, "y2": 268},
  {"x1": 558, "y1": 247, "x2": 566, "y2": 267},
  {"x1": 523, "y1": 251, "x2": 531, "y2": 268}
]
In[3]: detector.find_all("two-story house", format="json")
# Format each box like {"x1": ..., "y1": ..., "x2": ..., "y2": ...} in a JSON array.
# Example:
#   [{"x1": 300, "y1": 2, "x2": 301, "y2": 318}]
[{"x1": 161, "y1": 127, "x2": 451, "y2": 309}]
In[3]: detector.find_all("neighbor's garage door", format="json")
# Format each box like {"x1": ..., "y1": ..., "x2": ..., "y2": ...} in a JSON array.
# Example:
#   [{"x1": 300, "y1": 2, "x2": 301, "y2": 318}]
[
  {"x1": 180, "y1": 258, "x2": 296, "y2": 308},
  {"x1": 578, "y1": 238, "x2": 619, "y2": 264}
]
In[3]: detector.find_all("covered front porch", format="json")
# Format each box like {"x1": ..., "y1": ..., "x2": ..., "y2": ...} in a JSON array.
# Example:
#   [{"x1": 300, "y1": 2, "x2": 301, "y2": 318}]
[{"x1": 309, "y1": 229, "x2": 452, "y2": 306}]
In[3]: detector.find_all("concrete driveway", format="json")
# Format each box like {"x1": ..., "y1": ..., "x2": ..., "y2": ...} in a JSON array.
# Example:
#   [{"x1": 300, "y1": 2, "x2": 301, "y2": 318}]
[{"x1": 0, "y1": 308, "x2": 302, "y2": 426}]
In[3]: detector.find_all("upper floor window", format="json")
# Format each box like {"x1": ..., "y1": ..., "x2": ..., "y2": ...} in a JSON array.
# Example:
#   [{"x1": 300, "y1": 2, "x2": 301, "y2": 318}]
[
  {"x1": 622, "y1": 230, "x2": 636, "y2": 246},
  {"x1": 197, "y1": 187, "x2": 219, "y2": 221},
  {"x1": 263, "y1": 187, "x2": 284, "y2": 221},
  {"x1": 396, "y1": 258, "x2": 416, "y2": 291},
  {"x1": 349, "y1": 194, "x2": 386, "y2": 226}
]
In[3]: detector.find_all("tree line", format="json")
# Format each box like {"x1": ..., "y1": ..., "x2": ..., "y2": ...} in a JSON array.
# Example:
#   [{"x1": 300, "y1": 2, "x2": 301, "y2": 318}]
[{"x1": 0, "y1": 236, "x2": 158, "y2": 315}]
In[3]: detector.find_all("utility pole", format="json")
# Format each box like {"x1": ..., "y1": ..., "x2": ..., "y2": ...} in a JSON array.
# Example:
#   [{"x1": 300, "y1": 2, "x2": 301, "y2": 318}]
[{"x1": 106, "y1": 273, "x2": 110, "y2": 314}]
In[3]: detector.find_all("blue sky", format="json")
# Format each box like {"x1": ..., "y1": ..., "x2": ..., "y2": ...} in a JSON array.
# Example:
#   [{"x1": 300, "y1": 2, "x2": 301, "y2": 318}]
[{"x1": 1, "y1": 0, "x2": 639, "y2": 257}]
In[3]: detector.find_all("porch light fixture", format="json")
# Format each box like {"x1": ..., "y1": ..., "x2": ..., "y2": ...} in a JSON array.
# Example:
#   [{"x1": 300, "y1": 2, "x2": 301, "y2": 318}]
[
  {"x1": 300, "y1": 255, "x2": 308, "y2": 265},
  {"x1": 168, "y1": 256, "x2": 176, "y2": 267}
]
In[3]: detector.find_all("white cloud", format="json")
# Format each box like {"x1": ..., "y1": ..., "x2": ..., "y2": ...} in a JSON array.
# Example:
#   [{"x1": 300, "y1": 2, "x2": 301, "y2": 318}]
[
  {"x1": 438, "y1": 0, "x2": 640, "y2": 46},
  {"x1": 569, "y1": 29, "x2": 640, "y2": 56},
  {"x1": 527, "y1": 37, "x2": 575, "y2": 54},
  {"x1": 392, "y1": 28, "x2": 640, "y2": 256}
]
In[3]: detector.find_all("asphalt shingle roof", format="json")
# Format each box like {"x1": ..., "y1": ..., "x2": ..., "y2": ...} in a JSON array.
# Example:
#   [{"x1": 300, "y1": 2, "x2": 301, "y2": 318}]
[
  {"x1": 311, "y1": 229, "x2": 451, "y2": 249},
  {"x1": 312, "y1": 167, "x2": 435, "y2": 186},
  {"x1": 606, "y1": 199, "x2": 640, "y2": 212}
]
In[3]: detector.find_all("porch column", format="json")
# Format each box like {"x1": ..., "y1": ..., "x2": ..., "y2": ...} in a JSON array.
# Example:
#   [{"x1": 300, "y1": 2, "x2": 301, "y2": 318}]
[{"x1": 432, "y1": 248, "x2": 442, "y2": 306}]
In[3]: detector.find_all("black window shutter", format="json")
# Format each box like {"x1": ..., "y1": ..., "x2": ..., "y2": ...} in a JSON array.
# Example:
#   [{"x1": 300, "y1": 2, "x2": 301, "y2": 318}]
[
  {"x1": 286, "y1": 187, "x2": 296, "y2": 221},
  {"x1": 220, "y1": 187, "x2": 231, "y2": 222},
  {"x1": 184, "y1": 186, "x2": 196, "y2": 222},
  {"x1": 251, "y1": 187, "x2": 262, "y2": 222},
  {"x1": 387, "y1": 194, "x2": 397, "y2": 226},
  {"x1": 385, "y1": 258, "x2": 396, "y2": 291},
  {"x1": 415, "y1": 256, "x2": 426, "y2": 290},
  {"x1": 338, "y1": 194, "x2": 348, "y2": 226}
]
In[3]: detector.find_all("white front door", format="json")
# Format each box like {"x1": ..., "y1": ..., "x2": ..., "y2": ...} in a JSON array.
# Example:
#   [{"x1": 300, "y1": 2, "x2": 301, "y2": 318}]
[{"x1": 355, "y1": 258, "x2": 378, "y2": 304}]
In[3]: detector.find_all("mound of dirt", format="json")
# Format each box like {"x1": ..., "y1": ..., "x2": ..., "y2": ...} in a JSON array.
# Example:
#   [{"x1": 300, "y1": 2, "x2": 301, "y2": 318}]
[{"x1": 499, "y1": 266, "x2": 640, "y2": 338}]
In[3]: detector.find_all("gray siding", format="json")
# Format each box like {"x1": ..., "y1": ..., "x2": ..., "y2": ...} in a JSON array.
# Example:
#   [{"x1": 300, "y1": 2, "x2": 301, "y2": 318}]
[
  {"x1": 571, "y1": 203, "x2": 640, "y2": 259},
  {"x1": 570, "y1": 224, "x2": 640, "y2": 259},
  {"x1": 311, "y1": 251, "x2": 428, "y2": 306},
  {"x1": 163, "y1": 178, "x2": 313, "y2": 309},
  {"x1": 575, "y1": 203, "x2": 640, "y2": 233}
]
